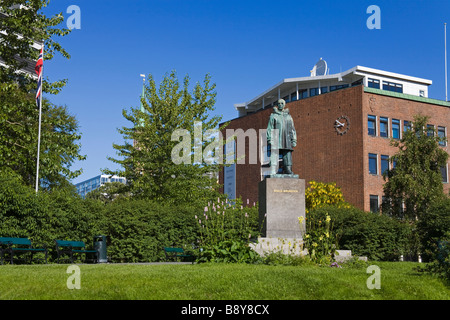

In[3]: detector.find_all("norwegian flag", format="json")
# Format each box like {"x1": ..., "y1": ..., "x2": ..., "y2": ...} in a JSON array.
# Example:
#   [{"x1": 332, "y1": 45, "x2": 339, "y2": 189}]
[{"x1": 35, "y1": 46, "x2": 43, "y2": 107}]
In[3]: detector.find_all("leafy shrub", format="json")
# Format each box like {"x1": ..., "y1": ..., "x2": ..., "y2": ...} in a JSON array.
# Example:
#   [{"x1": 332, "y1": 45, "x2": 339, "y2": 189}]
[
  {"x1": 197, "y1": 240, "x2": 261, "y2": 264},
  {"x1": 308, "y1": 206, "x2": 411, "y2": 261},
  {"x1": 305, "y1": 181, "x2": 351, "y2": 213},
  {"x1": 417, "y1": 198, "x2": 450, "y2": 262},
  {"x1": 196, "y1": 197, "x2": 259, "y2": 250},
  {"x1": 103, "y1": 199, "x2": 200, "y2": 262},
  {"x1": 0, "y1": 170, "x2": 103, "y2": 261},
  {"x1": 299, "y1": 213, "x2": 337, "y2": 264}
]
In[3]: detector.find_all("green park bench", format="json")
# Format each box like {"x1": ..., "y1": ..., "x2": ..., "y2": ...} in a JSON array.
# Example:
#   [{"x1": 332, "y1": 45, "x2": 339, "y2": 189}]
[
  {"x1": 55, "y1": 240, "x2": 98, "y2": 264},
  {"x1": 0, "y1": 237, "x2": 48, "y2": 265},
  {"x1": 164, "y1": 247, "x2": 194, "y2": 263}
]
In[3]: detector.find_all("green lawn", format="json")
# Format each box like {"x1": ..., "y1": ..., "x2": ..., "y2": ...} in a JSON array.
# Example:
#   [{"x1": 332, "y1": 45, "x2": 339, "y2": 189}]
[{"x1": 0, "y1": 262, "x2": 448, "y2": 300}]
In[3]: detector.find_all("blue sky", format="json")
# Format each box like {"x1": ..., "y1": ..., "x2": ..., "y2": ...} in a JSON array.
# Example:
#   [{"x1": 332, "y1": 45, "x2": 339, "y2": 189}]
[{"x1": 42, "y1": 0, "x2": 450, "y2": 184}]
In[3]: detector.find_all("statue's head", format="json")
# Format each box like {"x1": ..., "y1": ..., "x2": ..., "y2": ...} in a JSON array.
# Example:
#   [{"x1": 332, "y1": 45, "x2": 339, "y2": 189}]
[{"x1": 277, "y1": 99, "x2": 286, "y2": 111}]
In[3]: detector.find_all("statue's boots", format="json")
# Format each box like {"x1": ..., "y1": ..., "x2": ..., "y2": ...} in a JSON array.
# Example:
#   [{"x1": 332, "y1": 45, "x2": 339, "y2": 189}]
[{"x1": 285, "y1": 166, "x2": 293, "y2": 174}]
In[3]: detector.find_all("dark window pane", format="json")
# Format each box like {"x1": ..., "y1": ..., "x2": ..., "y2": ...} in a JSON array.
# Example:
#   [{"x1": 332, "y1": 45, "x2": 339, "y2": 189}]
[
  {"x1": 381, "y1": 155, "x2": 389, "y2": 175},
  {"x1": 392, "y1": 119, "x2": 400, "y2": 139},
  {"x1": 370, "y1": 195, "x2": 379, "y2": 213},
  {"x1": 441, "y1": 166, "x2": 448, "y2": 183},
  {"x1": 380, "y1": 117, "x2": 388, "y2": 137},
  {"x1": 368, "y1": 115, "x2": 376, "y2": 136},
  {"x1": 438, "y1": 126, "x2": 446, "y2": 146},
  {"x1": 369, "y1": 153, "x2": 377, "y2": 174}
]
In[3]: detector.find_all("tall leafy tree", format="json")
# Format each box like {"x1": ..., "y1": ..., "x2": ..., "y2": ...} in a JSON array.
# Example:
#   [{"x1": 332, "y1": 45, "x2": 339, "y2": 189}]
[
  {"x1": 106, "y1": 71, "x2": 223, "y2": 206},
  {"x1": 0, "y1": 0, "x2": 70, "y2": 92},
  {"x1": 383, "y1": 115, "x2": 449, "y2": 220},
  {"x1": 0, "y1": 82, "x2": 85, "y2": 188},
  {"x1": 0, "y1": 1, "x2": 85, "y2": 188}
]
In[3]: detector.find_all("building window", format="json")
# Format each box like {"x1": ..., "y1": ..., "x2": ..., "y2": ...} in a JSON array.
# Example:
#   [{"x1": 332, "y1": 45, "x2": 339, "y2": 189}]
[
  {"x1": 392, "y1": 119, "x2": 400, "y2": 139},
  {"x1": 290, "y1": 92, "x2": 297, "y2": 102},
  {"x1": 298, "y1": 89, "x2": 308, "y2": 100},
  {"x1": 310, "y1": 87, "x2": 329, "y2": 95},
  {"x1": 427, "y1": 124, "x2": 435, "y2": 137},
  {"x1": 369, "y1": 153, "x2": 378, "y2": 175},
  {"x1": 380, "y1": 117, "x2": 389, "y2": 137},
  {"x1": 419, "y1": 90, "x2": 425, "y2": 97},
  {"x1": 330, "y1": 84, "x2": 349, "y2": 92},
  {"x1": 404, "y1": 120, "x2": 411, "y2": 132},
  {"x1": 441, "y1": 165, "x2": 448, "y2": 183},
  {"x1": 382, "y1": 81, "x2": 403, "y2": 93},
  {"x1": 368, "y1": 115, "x2": 377, "y2": 136},
  {"x1": 370, "y1": 195, "x2": 379, "y2": 213},
  {"x1": 438, "y1": 126, "x2": 447, "y2": 146},
  {"x1": 368, "y1": 78, "x2": 380, "y2": 89},
  {"x1": 310, "y1": 87, "x2": 319, "y2": 97},
  {"x1": 381, "y1": 155, "x2": 390, "y2": 175}
]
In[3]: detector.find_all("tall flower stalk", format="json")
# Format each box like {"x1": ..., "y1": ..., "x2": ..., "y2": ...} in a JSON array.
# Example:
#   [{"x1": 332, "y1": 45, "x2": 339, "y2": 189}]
[
  {"x1": 196, "y1": 197, "x2": 258, "y2": 250},
  {"x1": 299, "y1": 212, "x2": 337, "y2": 264}
]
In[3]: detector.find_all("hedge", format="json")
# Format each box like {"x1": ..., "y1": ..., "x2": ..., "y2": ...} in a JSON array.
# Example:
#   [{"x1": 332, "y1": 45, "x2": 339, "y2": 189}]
[
  {"x1": 308, "y1": 206, "x2": 412, "y2": 261},
  {"x1": 0, "y1": 170, "x2": 201, "y2": 263},
  {"x1": 102, "y1": 199, "x2": 200, "y2": 262}
]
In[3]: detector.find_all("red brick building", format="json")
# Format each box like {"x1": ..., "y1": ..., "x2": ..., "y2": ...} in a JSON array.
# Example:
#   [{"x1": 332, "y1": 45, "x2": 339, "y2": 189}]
[{"x1": 220, "y1": 65, "x2": 449, "y2": 212}]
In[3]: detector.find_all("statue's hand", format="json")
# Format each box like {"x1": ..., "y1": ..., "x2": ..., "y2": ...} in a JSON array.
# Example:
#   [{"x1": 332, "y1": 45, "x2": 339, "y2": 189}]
[{"x1": 292, "y1": 141, "x2": 297, "y2": 148}]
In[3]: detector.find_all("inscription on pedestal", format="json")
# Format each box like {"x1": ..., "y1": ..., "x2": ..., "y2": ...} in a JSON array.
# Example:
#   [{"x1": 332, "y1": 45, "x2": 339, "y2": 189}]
[{"x1": 258, "y1": 178, "x2": 306, "y2": 239}]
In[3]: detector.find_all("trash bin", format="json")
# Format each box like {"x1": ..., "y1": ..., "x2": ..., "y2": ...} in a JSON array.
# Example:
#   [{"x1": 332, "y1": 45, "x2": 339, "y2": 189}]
[{"x1": 93, "y1": 235, "x2": 107, "y2": 263}]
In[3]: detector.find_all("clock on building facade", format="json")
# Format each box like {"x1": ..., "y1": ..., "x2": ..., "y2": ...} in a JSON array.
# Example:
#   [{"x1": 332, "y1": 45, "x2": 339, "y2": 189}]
[{"x1": 334, "y1": 115, "x2": 350, "y2": 135}]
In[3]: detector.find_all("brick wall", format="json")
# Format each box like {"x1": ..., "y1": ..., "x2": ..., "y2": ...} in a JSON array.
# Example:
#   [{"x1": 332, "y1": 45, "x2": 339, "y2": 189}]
[
  {"x1": 220, "y1": 85, "x2": 450, "y2": 211},
  {"x1": 362, "y1": 90, "x2": 450, "y2": 211}
]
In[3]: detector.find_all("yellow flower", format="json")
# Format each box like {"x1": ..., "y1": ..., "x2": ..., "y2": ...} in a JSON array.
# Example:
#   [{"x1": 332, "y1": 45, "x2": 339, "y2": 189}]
[
  {"x1": 298, "y1": 216, "x2": 305, "y2": 224},
  {"x1": 325, "y1": 232, "x2": 329, "y2": 238},
  {"x1": 326, "y1": 215, "x2": 331, "y2": 222},
  {"x1": 313, "y1": 242, "x2": 318, "y2": 247}
]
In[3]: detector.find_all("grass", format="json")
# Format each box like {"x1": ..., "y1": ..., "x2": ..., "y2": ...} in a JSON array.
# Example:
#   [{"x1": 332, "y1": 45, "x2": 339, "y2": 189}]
[{"x1": 0, "y1": 262, "x2": 448, "y2": 300}]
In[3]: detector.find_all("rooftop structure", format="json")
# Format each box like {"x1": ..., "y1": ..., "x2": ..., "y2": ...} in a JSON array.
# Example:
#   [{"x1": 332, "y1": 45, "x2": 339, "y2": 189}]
[{"x1": 235, "y1": 60, "x2": 433, "y2": 117}]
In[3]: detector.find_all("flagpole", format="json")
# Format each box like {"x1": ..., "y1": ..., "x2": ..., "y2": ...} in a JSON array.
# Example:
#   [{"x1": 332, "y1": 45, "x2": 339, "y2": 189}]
[
  {"x1": 445, "y1": 22, "x2": 448, "y2": 101},
  {"x1": 35, "y1": 45, "x2": 43, "y2": 193}
]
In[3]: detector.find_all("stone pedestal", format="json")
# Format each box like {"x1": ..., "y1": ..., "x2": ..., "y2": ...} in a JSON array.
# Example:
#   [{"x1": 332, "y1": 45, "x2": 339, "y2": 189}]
[{"x1": 258, "y1": 177, "x2": 306, "y2": 239}]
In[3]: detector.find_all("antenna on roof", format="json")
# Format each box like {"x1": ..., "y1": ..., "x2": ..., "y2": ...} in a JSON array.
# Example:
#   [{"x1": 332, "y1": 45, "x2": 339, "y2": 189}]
[{"x1": 310, "y1": 58, "x2": 328, "y2": 77}]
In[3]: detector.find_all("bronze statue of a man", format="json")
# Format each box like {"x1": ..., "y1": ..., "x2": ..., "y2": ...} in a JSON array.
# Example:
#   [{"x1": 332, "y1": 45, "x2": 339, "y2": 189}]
[{"x1": 266, "y1": 99, "x2": 297, "y2": 176}]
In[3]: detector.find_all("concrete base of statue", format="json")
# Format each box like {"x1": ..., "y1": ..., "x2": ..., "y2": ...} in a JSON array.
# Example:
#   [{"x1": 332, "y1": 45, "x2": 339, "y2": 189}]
[{"x1": 258, "y1": 177, "x2": 306, "y2": 239}]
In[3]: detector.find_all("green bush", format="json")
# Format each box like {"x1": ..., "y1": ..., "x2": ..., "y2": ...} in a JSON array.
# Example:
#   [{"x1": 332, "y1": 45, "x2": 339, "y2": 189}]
[
  {"x1": 197, "y1": 197, "x2": 259, "y2": 249},
  {"x1": 308, "y1": 206, "x2": 411, "y2": 261},
  {"x1": 197, "y1": 240, "x2": 261, "y2": 264},
  {"x1": 0, "y1": 170, "x2": 104, "y2": 262},
  {"x1": 417, "y1": 198, "x2": 450, "y2": 262},
  {"x1": 103, "y1": 199, "x2": 200, "y2": 262},
  {"x1": 300, "y1": 213, "x2": 337, "y2": 264},
  {"x1": 195, "y1": 197, "x2": 260, "y2": 263}
]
